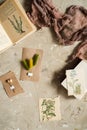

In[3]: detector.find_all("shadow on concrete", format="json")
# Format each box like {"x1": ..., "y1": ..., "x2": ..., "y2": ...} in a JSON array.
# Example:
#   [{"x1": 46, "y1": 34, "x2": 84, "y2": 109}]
[{"x1": 51, "y1": 57, "x2": 81, "y2": 99}]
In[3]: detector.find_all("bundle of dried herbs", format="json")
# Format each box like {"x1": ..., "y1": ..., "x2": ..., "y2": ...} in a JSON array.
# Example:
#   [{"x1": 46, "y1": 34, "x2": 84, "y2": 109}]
[{"x1": 21, "y1": 54, "x2": 39, "y2": 70}]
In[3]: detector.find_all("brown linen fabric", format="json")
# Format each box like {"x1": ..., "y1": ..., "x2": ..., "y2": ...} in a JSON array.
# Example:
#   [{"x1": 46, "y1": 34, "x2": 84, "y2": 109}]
[{"x1": 26, "y1": 1, "x2": 87, "y2": 60}]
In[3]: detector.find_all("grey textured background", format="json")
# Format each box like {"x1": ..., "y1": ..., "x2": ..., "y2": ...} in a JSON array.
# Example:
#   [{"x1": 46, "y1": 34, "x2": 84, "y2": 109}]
[{"x1": 0, "y1": 0, "x2": 87, "y2": 130}]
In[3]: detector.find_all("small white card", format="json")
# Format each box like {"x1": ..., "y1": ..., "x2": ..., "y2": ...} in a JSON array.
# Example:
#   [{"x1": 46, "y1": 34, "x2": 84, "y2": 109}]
[
  {"x1": 61, "y1": 60, "x2": 87, "y2": 99},
  {"x1": 39, "y1": 97, "x2": 61, "y2": 122},
  {"x1": 66, "y1": 68, "x2": 86, "y2": 99}
]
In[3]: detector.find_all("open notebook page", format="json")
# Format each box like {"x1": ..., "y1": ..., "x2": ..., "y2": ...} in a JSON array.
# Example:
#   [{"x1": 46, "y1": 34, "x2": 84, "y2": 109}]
[{"x1": 0, "y1": 24, "x2": 12, "y2": 53}]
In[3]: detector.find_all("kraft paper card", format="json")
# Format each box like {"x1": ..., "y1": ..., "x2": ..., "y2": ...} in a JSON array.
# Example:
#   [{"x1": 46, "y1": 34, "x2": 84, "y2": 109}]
[
  {"x1": 0, "y1": 71, "x2": 24, "y2": 97},
  {"x1": 20, "y1": 48, "x2": 43, "y2": 81}
]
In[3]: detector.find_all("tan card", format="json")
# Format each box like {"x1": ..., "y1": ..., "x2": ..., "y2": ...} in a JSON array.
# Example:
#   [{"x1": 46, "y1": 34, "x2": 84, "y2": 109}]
[
  {"x1": 39, "y1": 97, "x2": 61, "y2": 122},
  {"x1": 20, "y1": 48, "x2": 43, "y2": 81},
  {"x1": 0, "y1": 71, "x2": 24, "y2": 97}
]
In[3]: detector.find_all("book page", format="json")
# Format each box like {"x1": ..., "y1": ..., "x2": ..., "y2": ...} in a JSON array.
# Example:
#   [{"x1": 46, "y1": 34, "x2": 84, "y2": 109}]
[
  {"x1": 0, "y1": 0, "x2": 36, "y2": 44},
  {"x1": 0, "y1": 23, "x2": 12, "y2": 53}
]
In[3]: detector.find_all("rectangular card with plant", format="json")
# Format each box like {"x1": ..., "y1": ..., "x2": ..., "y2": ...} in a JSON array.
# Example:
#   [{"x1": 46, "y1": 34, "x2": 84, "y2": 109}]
[
  {"x1": 39, "y1": 97, "x2": 61, "y2": 122},
  {"x1": 20, "y1": 48, "x2": 43, "y2": 81},
  {"x1": 66, "y1": 68, "x2": 86, "y2": 98},
  {"x1": 0, "y1": 0, "x2": 36, "y2": 54},
  {"x1": 0, "y1": 71, "x2": 24, "y2": 97}
]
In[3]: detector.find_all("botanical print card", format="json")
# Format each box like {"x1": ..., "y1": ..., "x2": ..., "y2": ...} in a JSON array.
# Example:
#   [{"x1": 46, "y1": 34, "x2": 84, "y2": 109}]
[
  {"x1": 39, "y1": 97, "x2": 61, "y2": 122},
  {"x1": 0, "y1": 71, "x2": 24, "y2": 97},
  {"x1": 66, "y1": 68, "x2": 86, "y2": 98},
  {"x1": 0, "y1": 0, "x2": 36, "y2": 44},
  {"x1": 20, "y1": 48, "x2": 43, "y2": 82},
  {"x1": 61, "y1": 60, "x2": 87, "y2": 99}
]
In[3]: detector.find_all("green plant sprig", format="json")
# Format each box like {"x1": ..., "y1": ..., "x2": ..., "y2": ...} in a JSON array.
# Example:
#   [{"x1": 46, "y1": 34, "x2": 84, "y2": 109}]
[
  {"x1": 21, "y1": 54, "x2": 39, "y2": 70},
  {"x1": 8, "y1": 15, "x2": 25, "y2": 34},
  {"x1": 41, "y1": 99, "x2": 56, "y2": 121}
]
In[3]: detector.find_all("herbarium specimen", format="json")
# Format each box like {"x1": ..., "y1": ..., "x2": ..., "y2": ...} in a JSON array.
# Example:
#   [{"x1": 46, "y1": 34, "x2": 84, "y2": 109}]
[{"x1": 8, "y1": 15, "x2": 25, "y2": 34}]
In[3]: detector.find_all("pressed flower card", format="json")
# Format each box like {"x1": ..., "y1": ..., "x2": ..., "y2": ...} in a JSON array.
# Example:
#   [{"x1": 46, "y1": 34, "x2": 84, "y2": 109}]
[
  {"x1": 0, "y1": 71, "x2": 24, "y2": 97},
  {"x1": 20, "y1": 48, "x2": 43, "y2": 82},
  {"x1": 39, "y1": 97, "x2": 61, "y2": 122},
  {"x1": 0, "y1": 0, "x2": 36, "y2": 54},
  {"x1": 61, "y1": 60, "x2": 87, "y2": 99},
  {"x1": 66, "y1": 68, "x2": 86, "y2": 98}
]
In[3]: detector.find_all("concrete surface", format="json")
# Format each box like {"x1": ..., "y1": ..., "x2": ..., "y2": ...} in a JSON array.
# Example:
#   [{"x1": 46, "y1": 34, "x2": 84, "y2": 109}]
[{"x1": 0, "y1": 0, "x2": 87, "y2": 130}]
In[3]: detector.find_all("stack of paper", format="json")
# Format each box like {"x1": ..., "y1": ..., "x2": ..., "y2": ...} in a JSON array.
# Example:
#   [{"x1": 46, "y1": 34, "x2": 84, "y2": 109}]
[{"x1": 61, "y1": 60, "x2": 87, "y2": 99}]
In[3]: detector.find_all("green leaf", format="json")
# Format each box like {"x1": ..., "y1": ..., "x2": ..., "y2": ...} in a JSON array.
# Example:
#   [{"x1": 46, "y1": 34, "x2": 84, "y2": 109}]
[
  {"x1": 21, "y1": 59, "x2": 29, "y2": 70},
  {"x1": 75, "y1": 83, "x2": 81, "y2": 94},
  {"x1": 48, "y1": 113, "x2": 56, "y2": 117},
  {"x1": 33, "y1": 54, "x2": 39, "y2": 66},
  {"x1": 41, "y1": 99, "x2": 47, "y2": 106},
  {"x1": 8, "y1": 15, "x2": 25, "y2": 34}
]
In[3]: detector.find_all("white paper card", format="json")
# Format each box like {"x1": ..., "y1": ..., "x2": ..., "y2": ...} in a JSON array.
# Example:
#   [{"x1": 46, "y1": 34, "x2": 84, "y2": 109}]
[
  {"x1": 66, "y1": 69, "x2": 86, "y2": 97},
  {"x1": 0, "y1": 24, "x2": 12, "y2": 52},
  {"x1": 62, "y1": 60, "x2": 87, "y2": 99}
]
